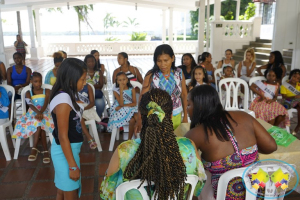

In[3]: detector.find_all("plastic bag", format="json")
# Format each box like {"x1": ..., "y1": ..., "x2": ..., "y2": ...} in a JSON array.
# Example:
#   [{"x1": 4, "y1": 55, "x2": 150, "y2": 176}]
[{"x1": 267, "y1": 126, "x2": 297, "y2": 147}]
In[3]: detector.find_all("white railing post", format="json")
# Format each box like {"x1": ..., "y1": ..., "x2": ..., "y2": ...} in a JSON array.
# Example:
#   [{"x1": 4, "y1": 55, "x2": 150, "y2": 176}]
[
  {"x1": 162, "y1": 9, "x2": 167, "y2": 43},
  {"x1": 169, "y1": 7, "x2": 174, "y2": 48},
  {"x1": 27, "y1": 5, "x2": 38, "y2": 59},
  {"x1": 206, "y1": 0, "x2": 210, "y2": 51},
  {"x1": 236, "y1": 0, "x2": 240, "y2": 20},
  {"x1": 0, "y1": 9, "x2": 8, "y2": 68},
  {"x1": 197, "y1": 0, "x2": 205, "y2": 58},
  {"x1": 252, "y1": 17, "x2": 262, "y2": 41}
]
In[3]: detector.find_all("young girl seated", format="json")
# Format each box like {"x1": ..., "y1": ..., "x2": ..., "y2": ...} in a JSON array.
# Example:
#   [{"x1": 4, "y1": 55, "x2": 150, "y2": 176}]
[
  {"x1": 198, "y1": 52, "x2": 215, "y2": 89},
  {"x1": 77, "y1": 83, "x2": 100, "y2": 149},
  {"x1": 188, "y1": 65, "x2": 208, "y2": 91},
  {"x1": 0, "y1": 73, "x2": 10, "y2": 124},
  {"x1": 108, "y1": 72, "x2": 138, "y2": 140},
  {"x1": 12, "y1": 72, "x2": 54, "y2": 163},
  {"x1": 7, "y1": 52, "x2": 32, "y2": 99},
  {"x1": 281, "y1": 69, "x2": 300, "y2": 135},
  {"x1": 250, "y1": 68, "x2": 289, "y2": 128},
  {"x1": 237, "y1": 48, "x2": 256, "y2": 83},
  {"x1": 220, "y1": 65, "x2": 243, "y2": 104}
]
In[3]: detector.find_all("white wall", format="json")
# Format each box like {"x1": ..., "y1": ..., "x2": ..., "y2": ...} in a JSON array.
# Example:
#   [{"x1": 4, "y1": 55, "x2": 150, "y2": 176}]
[{"x1": 272, "y1": 0, "x2": 300, "y2": 70}]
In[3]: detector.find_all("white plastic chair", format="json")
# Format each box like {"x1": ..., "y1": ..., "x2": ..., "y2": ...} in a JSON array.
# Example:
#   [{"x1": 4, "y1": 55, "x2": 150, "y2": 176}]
[
  {"x1": 249, "y1": 76, "x2": 267, "y2": 101},
  {"x1": 282, "y1": 76, "x2": 289, "y2": 84},
  {"x1": 0, "y1": 85, "x2": 15, "y2": 161},
  {"x1": 116, "y1": 175, "x2": 199, "y2": 200},
  {"x1": 85, "y1": 83, "x2": 102, "y2": 152},
  {"x1": 109, "y1": 81, "x2": 142, "y2": 151},
  {"x1": 214, "y1": 68, "x2": 223, "y2": 92},
  {"x1": 14, "y1": 84, "x2": 54, "y2": 159},
  {"x1": 218, "y1": 78, "x2": 255, "y2": 118},
  {"x1": 185, "y1": 79, "x2": 191, "y2": 86},
  {"x1": 102, "y1": 69, "x2": 111, "y2": 118},
  {"x1": 216, "y1": 164, "x2": 295, "y2": 200}
]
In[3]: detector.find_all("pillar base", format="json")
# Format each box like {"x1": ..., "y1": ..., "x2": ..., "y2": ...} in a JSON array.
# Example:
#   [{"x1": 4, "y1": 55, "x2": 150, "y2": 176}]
[
  {"x1": 30, "y1": 48, "x2": 38, "y2": 60},
  {"x1": 37, "y1": 47, "x2": 44, "y2": 57}
]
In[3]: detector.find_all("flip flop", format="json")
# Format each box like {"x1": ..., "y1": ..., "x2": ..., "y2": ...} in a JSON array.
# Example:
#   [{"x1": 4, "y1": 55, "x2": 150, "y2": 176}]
[{"x1": 28, "y1": 147, "x2": 39, "y2": 161}]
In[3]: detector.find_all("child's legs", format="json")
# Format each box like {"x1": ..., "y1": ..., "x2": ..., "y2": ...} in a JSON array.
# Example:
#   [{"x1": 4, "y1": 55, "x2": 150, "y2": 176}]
[
  {"x1": 128, "y1": 116, "x2": 136, "y2": 140},
  {"x1": 30, "y1": 127, "x2": 42, "y2": 155},
  {"x1": 274, "y1": 115, "x2": 285, "y2": 126},
  {"x1": 95, "y1": 97, "x2": 105, "y2": 118},
  {"x1": 268, "y1": 118, "x2": 275, "y2": 125},
  {"x1": 40, "y1": 130, "x2": 48, "y2": 151},
  {"x1": 56, "y1": 189, "x2": 78, "y2": 200}
]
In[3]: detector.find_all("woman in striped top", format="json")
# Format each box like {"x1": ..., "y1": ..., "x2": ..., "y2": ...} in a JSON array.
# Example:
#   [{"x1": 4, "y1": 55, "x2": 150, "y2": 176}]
[{"x1": 112, "y1": 52, "x2": 143, "y2": 84}]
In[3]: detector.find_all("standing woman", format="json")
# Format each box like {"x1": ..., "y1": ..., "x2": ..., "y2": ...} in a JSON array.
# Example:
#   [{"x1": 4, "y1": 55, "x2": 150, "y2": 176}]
[
  {"x1": 14, "y1": 35, "x2": 28, "y2": 64},
  {"x1": 44, "y1": 52, "x2": 64, "y2": 86},
  {"x1": 237, "y1": 48, "x2": 256, "y2": 82},
  {"x1": 84, "y1": 54, "x2": 106, "y2": 119},
  {"x1": 50, "y1": 58, "x2": 88, "y2": 199},
  {"x1": 198, "y1": 52, "x2": 215, "y2": 88},
  {"x1": 112, "y1": 52, "x2": 143, "y2": 84},
  {"x1": 138, "y1": 44, "x2": 188, "y2": 131},
  {"x1": 217, "y1": 49, "x2": 235, "y2": 69},
  {"x1": 178, "y1": 53, "x2": 198, "y2": 80},
  {"x1": 257, "y1": 51, "x2": 286, "y2": 80}
]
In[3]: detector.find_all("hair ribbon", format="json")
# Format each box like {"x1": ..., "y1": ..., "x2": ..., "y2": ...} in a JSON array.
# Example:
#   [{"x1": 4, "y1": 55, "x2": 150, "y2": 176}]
[{"x1": 146, "y1": 101, "x2": 165, "y2": 122}]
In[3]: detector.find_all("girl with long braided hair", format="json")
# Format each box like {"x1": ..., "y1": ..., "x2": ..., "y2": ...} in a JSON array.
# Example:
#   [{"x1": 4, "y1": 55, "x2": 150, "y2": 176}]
[{"x1": 100, "y1": 88, "x2": 206, "y2": 200}]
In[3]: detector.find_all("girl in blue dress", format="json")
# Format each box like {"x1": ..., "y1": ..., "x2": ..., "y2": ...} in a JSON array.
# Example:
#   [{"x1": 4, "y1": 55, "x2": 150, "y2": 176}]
[
  {"x1": 12, "y1": 72, "x2": 54, "y2": 163},
  {"x1": 108, "y1": 72, "x2": 138, "y2": 139}
]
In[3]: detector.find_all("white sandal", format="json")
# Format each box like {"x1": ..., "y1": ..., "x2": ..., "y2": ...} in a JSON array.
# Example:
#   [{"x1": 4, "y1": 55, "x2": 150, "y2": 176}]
[
  {"x1": 28, "y1": 147, "x2": 39, "y2": 161},
  {"x1": 41, "y1": 151, "x2": 51, "y2": 164}
]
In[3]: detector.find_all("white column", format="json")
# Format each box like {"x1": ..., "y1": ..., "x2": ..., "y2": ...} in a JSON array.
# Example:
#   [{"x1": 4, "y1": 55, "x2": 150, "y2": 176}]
[
  {"x1": 169, "y1": 7, "x2": 174, "y2": 48},
  {"x1": 0, "y1": 9, "x2": 8, "y2": 68},
  {"x1": 183, "y1": 12, "x2": 187, "y2": 41},
  {"x1": 254, "y1": 2, "x2": 261, "y2": 17},
  {"x1": 34, "y1": 9, "x2": 44, "y2": 57},
  {"x1": 206, "y1": 0, "x2": 210, "y2": 51},
  {"x1": 197, "y1": 0, "x2": 205, "y2": 56},
  {"x1": 214, "y1": 0, "x2": 221, "y2": 21},
  {"x1": 27, "y1": 6, "x2": 38, "y2": 59},
  {"x1": 236, "y1": 0, "x2": 240, "y2": 20},
  {"x1": 162, "y1": 9, "x2": 167, "y2": 43}
]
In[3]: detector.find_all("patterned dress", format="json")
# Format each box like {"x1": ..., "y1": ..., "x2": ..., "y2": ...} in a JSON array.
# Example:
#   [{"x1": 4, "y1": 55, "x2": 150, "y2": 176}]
[
  {"x1": 12, "y1": 89, "x2": 54, "y2": 139},
  {"x1": 202, "y1": 125, "x2": 259, "y2": 200},
  {"x1": 249, "y1": 82, "x2": 290, "y2": 128},
  {"x1": 100, "y1": 137, "x2": 207, "y2": 200},
  {"x1": 107, "y1": 87, "x2": 138, "y2": 131}
]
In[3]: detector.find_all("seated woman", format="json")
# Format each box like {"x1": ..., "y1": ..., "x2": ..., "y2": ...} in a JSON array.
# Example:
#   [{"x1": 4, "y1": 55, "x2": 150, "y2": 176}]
[
  {"x1": 178, "y1": 53, "x2": 198, "y2": 80},
  {"x1": 44, "y1": 52, "x2": 63, "y2": 86},
  {"x1": 7, "y1": 52, "x2": 31, "y2": 99},
  {"x1": 185, "y1": 85, "x2": 277, "y2": 200},
  {"x1": 100, "y1": 88, "x2": 207, "y2": 200}
]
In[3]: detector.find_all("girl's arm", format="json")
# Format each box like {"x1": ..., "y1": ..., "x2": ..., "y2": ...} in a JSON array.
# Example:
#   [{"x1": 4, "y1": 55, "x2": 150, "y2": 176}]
[
  {"x1": 220, "y1": 77, "x2": 227, "y2": 91},
  {"x1": 93, "y1": 71, "x2": 103, "y2": 90},
  {"x1": 257, "y1": 64, "x2": 268, "y2": 76},
  {"x1": 123, "y1": 88, "x2": 136, "y2": 107},
  {"x1": 0, "y1": 63, "x2": 7, "y2": 81},
  {"x1": 250, "y1": 83, "x2": 265, "y2": 99},
  {"x1": 44, "y1": 71, "x2": 50, "y2": 84},
  {"x1": 181, "y1": 73, "x2": 188, "y2": 123},
  {"x1": 25, "y1": 91, "x2": 43, "y2": 121},
  {"x1": 20, "y1": 67, "x2": 32, "y2": 87},
  {"x1": 39, "y1": 89, "x2": 50, "y2": 113},
  {"x1": 231, "y1": 60, "x2": 235, "y2": 68},
  {"x1": 112, "y1": 69, "x2": 118, "y2": 84},
  {"x1": 0, "y1": 87, "x2": 10, "y2": 106},
  {"x1": 216, "y1": 61, "x2": 222, "y2": 69},
  {"x1": 101, "y1": 64, "x2": 105, "y2": 74},
  {"x1": 84, "y1": 84, "x2": 95, "y2": 110},
  {"x1": 56, "y1": 104, "x2": 80, "y2": 181},
  {"x1": 134, "y1": 67, "x2": 144, "y2": 84},
  {"x1": 210, "y1": 66, "x2": 215, "y2": 83},
  {"x1": 248, "y1": 62, "x2": 256, "y2": 77},
  {"x1": 237, "y1": 62, "x2": 242, "y2": 77},
  {"x1": 6, "y1": 67, "x2": 12, "y2": 86}
]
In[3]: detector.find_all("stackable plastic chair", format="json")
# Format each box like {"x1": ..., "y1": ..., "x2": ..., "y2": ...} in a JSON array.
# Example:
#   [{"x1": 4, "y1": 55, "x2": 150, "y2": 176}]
[
  {"x1": 218, "y1": 78, "x2": 255, "y2": 118},
  {"x1": 109, "y1": 81, "x2": 142, "y2": 151},
  {"x1": 0, "y1": 85, "x2": 15, "y2": 161},
  {"x1": 116, "y1": 175, "x2": 199, "y2": 200},
  {"x1": 14, "y1": 84, "x2": 54, "y2": 159},
  {"x1": 216, "y1": 164, "x2": 295, "y2": 200},
  {"x1": 84, "y1": 83, "x2": 102, "y2": 152}
]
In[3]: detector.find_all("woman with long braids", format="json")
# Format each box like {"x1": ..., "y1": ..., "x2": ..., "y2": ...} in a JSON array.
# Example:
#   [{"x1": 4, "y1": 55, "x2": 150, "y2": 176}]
[
  {"x1": 100, "y1": 88, "x2": 206, "y2": 200},
  {"x1": 185, "y1": 85, "x2": 277, "y2": 200}
]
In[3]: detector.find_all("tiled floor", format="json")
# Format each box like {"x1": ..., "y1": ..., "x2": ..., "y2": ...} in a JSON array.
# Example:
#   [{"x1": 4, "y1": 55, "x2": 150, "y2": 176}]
[{"x1": 1, "y1": 56, "x2": 300, "y2": 199}]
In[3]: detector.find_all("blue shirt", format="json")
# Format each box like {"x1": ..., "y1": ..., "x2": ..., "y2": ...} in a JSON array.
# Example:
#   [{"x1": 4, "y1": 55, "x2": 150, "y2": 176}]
[{"x1": 0, "y1": 86, "x2": 10, "y2": 119}]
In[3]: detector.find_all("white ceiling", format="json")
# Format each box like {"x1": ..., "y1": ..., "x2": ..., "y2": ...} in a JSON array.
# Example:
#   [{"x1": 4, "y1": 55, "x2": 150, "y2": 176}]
[{"x1": 0, "y1": 0, "x2": 217, "y2": 12}]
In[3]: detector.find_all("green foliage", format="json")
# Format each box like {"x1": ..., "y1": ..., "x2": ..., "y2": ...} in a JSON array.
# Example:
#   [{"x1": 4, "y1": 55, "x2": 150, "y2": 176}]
[
  {"x1": 1, "y1": 19, "x2": 6, "y2": 23},
  {"x1": 105, "y1": 36, "x2": 120, "y2": 41},
  {"x1": 46, "y1": 8, "x2": 62, "y2": 13},
  {"x1": 166, "y1": 35, "x2": 198, "y2": 41},
  {"x1": 123, "y1": 17, "x2": 139, "y2": 28},
  {"x1": 239, "y1": 15, "x2": 245, "y2": 20},
  {"x1": 130, "y1": 32, "x2": 147, "y2": 41},
  {"x1": 244, "y1": 3, "x2": 256, "y2": 20},
  {"x1": 224, "y1": 11, "x2": 234, "y2": 20},
  {"x1": 103, "y1": 13, "x2": 120, "y2": 34}
]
